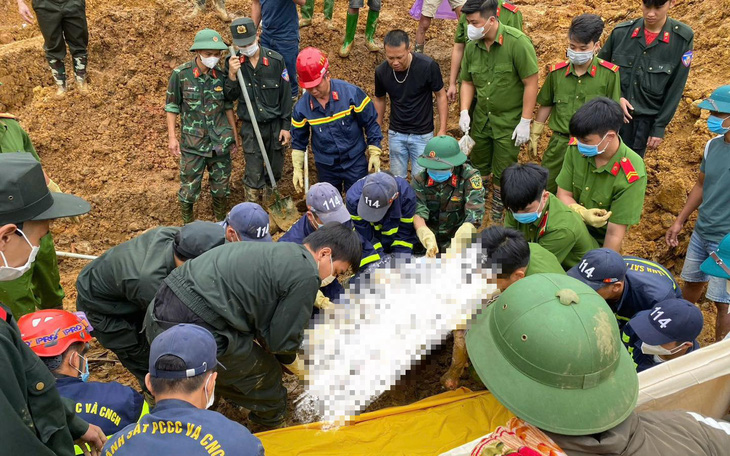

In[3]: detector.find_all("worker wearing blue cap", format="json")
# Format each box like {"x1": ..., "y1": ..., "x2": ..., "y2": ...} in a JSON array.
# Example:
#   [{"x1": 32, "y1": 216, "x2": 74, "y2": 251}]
[
  {"x1": 221, "y1": 202, "x2": 272, "y2": 242},
  {"x1": 667, "y1": 85, "x2": 730, "y2": 341}
]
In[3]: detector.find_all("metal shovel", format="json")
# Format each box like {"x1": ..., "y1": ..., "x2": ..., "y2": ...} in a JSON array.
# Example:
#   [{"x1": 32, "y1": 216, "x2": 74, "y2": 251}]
[{"x1": 229, "y1": 45, "x2": 299, "y2": 231}]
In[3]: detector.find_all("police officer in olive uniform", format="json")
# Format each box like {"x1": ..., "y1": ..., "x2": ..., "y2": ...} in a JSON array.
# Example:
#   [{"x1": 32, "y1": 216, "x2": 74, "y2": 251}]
[
  {"x1": 75, "y1": 221, "x2": 225, "y2": 389},
  {"x1": 556, "y1": 98, "x2": 647, "y2": 252},
  {"x1": 598, "y1": 1, "x2": 694, "y2": 158},
  {"x1": 224, "y1": 18, "x2": 293, "y2": 205},
  {"x1": 17, "y1": 0, "x2": 89, "y2": 94},
  {"x1": 531, "y1": 14, "x2": 622, "y2": 193},
  {"x1": 166, "y1": 29, "x2": 238, "y2": 224},
  {"x1": 459, "y1": 0, "x2": 539, "y2": 222},
  {"x1": 0, "y1": 113, "x2": 67, "y2": 317},
  {"x1": 412, "y1": 135, "x2": 485, "y2": 256},
  {"x1": 0, "y1": 154, "x2": 103, "y2": 456}
]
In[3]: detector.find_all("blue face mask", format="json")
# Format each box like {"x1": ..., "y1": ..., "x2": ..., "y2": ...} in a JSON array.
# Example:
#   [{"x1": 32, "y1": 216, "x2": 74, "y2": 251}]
[
  {"x1": 428, "y1": 170, "x2": 452, "y2": 183},
  {"x1": 75, "y1": 354, "x2": 90, "y2": 382},
  {"x1": 708, "y1": 115, "x2": 730, "y2": 135},
  {"x1": 577, "y1": 132, "x2": 610, "y2": 157},
  {"x1": 512, "y1": 194, "x2": 545, "y2": 225}
]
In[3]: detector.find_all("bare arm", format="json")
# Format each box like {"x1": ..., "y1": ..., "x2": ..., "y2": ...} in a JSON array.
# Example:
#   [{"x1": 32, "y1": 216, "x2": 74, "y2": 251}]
[
  {"x1": 521, "y1": 73, "x2": 539, "y2": 120},
  {"x1": 292, "y1": 0, "x2": 306, "y2": 4},
  {"x1": 166, "y1": 112, "x2": 180, "y2": 156},
  {"x1": 251, "y1": 0, "x2": 261, "y2": 26},
  {"x1": 603, "y1": 223, "x2": 627, "y2": 253},
  {"x1": 225, "y1": 109, "x2": 240, "y2": 153},
  {"x1": 666, "y1": 173, "x2": 704, "y2": 247},
  {"x1": 414, "y1": 215, "x2": 427, "y2": 230},
  {"x1": 373, "y1": 96, "x2": 386, "y2": 129},
  {"x1": 435, "y1": 88, "x2": 448, "y2": 136},
  {"x1": 556, "y1": 187, "x2": 577, "y2": 206},
  {"x1": 535, "y1": 105, "x2": 552, "y2": 124},
  {"x1": 459, "y1": 80, "x2": 475, "y2": 112},
  {"x1": 17, "y1": 0, "x2": 34, "y2": 23},
  {"x1": 447, "y1": 43, "x2": 466, "y2": 103}
]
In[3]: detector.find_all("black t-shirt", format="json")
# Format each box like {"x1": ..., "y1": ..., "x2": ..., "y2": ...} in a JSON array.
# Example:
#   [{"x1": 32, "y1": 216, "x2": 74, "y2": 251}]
[{"x1": 374, "y1": 53, "x2": 444, "y2": 135}]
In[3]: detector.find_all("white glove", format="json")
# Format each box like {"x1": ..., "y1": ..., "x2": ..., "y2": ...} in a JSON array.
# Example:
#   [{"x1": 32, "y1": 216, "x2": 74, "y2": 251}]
[
  {"x1": 511, "y1": 117, "x2": 532, "y2": 146},
  {"x1": 459, "y1": 110, "x2": 471, "y2": 133}
]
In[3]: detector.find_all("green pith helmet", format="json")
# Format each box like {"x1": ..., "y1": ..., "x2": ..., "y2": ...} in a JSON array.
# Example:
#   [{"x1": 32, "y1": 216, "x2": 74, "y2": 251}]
[
  {"x1": 190, "y1": 29, "x2": 229, "y2": 51},
  {"x1": 466, "y1": 273, "x2": 638, "y2": 436},
  {"x1": 416, "y1": 135, "x2": 467, "y2": 170},
  {"x1": 698, "y1": 85, "x2": 730, "y2": 114}
]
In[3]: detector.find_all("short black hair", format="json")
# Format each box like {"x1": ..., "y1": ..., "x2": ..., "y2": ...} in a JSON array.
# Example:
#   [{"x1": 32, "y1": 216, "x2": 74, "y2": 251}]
[
  {"x1": 500, "y1": 163, "x2": 549, "y2": 212},
  {"x1": 304, "y1": 222, "x2": 362, "y2": 273},
  {"x1": 569, "y1": 97, "x2": 624, "y2": 139},
  {"x1": 149, "y1": 355, "x2": 215, "y2": 395},
  {"x1": 568, "y1": 14, "x2": 604, "y2": 45},
  {"x1": 477, "y1": 227, "x2": 530, "y2": 278},
  {"x1": 642, "y1": 0, "x2": 671, "y2": 7},
  {"x1": 41, "y1": 342, "x2": 85, "y2": 372},
  {"x1": 462, "y1": 0, "x2": 498, "y2": 19},
  {"x1": 384, "y1": 29, "x2": 409, "y2": 49}
]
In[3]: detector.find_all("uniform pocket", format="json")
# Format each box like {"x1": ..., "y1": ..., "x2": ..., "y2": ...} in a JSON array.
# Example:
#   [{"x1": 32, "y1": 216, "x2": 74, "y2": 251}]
[
  {"x1": 182, "y1": 87, "x2": 202, "y2": 110},
  {"x1": 643, "y1": 63, "x2": 672, "y2": 96},
  {"x1": 260, "y1": 78, "x2": 281, "y2": 109},
  {"x1": 493, "y1": 63, "x2": 515, "y2": 88},
  {"x1": 181, "y1": 125, "x2": 206, "y2": 151}
]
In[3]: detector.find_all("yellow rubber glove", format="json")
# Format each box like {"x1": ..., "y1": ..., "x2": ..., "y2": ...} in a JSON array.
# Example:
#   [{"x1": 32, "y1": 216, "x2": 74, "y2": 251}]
[
  {"x1": 291, "y1": 149, "x2": 305, "y2": 193},
  {"x1": 569, "y1": 203, "x2": 612, "y2": 228},
  {"x1": 529, "y1": 121, "x2": 545, "y2": 160},
  {"x1": 416, "y1": 225, "x2": 439, "y2": 258},
  {"x1": 367, "y1": 145, "x2": 382, "y2": 173},
  {"x1": 282, "y1": 354, "x2": 305, "y2": 381},
  {"x1": 450, "y1": 223, "x2": 476, "y2": 251},
  {"x1": 314, "y1": 290, "x2": 333, "y2": 310}
]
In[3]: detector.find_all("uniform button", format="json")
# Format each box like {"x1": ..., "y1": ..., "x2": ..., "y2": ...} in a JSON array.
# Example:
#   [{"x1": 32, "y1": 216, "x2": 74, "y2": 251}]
[
  {"x1": 649, "y1": 67, "x2": 653, "y2": 70},
  {"x1": 486, "y1": 97, "x2": 490, "y2": 100},
  {"x1": 585, "y1": 187, "x2": 590, "y2": 191},
  {"x1": 488, "y1": 111, "x2": 492, "y2": 115},
  {"x1": 578, "y1": 80, "x2": 582, "y2": 84},
  {"x1": 263, "y1": 84, "x2": 266, "y2": 88},
  {"x1": 643, "y1": 51, "x2": 647, "y2": 55},
  {"x1": 576, "y1": 96, "x2": 579, "y2": 99},
  {"x1": 36, "y1": 382, "x2": 45, "y2": 391},
  {"x1": 599, "y1": 202, "x2": 603, "y2": 206},
  {"x1": 487, "y1": 82, "x2": 491, "y2": 85}
]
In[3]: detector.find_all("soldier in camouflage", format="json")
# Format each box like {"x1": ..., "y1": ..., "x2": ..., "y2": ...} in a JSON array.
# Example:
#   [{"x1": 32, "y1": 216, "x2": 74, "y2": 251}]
[
  {"x1": 412, "y1": 135, "x2": 485, "y2": 255},
  {"x1": 165, "y1": 29, "x2": 239, "y2": 224}
]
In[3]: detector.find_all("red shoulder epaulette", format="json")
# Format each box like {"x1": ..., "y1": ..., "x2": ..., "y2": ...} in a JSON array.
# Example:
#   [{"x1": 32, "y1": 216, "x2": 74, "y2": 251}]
[
  {"x1": 550, "y1": 61, "x2": 570, "y2": 73},
  {"x1": 538, "y1": 210, "x2": 549, "y2": 238},
  {"x1": 0, "y1": 113, "x2": 17, "y2": 119},
  {"x1": 619, "y1": 157, "x2": 640, "y2": 183},
  {"x1": 263, "y1": 57, "x2": 270, "y2": 67},
  {"x1": 501, "y1": 2, "x2": 518, "y2": 12},
  {"x1": 610, "y1": 161, "x2": 620, "y2": 176},
  {"x1": 0, "y1": 306, "x2": 7, "y2": 322},
  {"x1": 599, "y1": 60, "x2": 619, "y2": 73},
  {"x1": 568, "y1": 137, "x2": 578, "y2": 146}
]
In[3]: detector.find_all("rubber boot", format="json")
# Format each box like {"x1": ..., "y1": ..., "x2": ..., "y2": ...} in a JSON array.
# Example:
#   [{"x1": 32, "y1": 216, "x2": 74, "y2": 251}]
[
  {"x1": 214, "y1": 0, "x2": 231, "y2": 22},
  {"x1": 212, "y1": 196, "x2": 228, "y2": 221},
  {"x1": 339, "y1": 12, "x2": 358, "y2": 58},
  {"x1": 72, "y1": 55, "x2": 88, "y2": 93},
  {"x1": 48, "y1": 58, "x2": 67, "y2": 96},
  {"x1": 323, "y1": 0, "x2": 336, "y2": 29},
  {"x1": 299, "y1": 0, "x2": 314, "y2": 27},
  {"x1": 245, "y1": 186, "x2": 262, "y2": 204},
  {"x1": 364, "y1": 9, "x2": 380, "y2": 52},
  {"x1": 185, "y1": 0, "x2": 204, "y2": 19},
  {"x1": 180, "y1": 202, "x2": 195, "y2": 225}
]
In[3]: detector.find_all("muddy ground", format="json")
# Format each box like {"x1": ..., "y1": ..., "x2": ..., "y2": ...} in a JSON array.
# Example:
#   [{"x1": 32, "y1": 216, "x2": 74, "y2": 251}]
[{"x1": 1, "y1": 0, "x2": 729, "y2": 429}]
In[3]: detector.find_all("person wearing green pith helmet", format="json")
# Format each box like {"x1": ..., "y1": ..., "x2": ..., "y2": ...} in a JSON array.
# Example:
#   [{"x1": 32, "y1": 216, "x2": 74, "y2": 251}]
[
  {"x1": 300, "y1": 0, "x2": 336, "y2": 29},
  {"x1": 339, "y1": 0, "x2": 381, "y2": 58},
  {"x1": 412, "y1": 135, "x2": 485, "y2": 257},
  {"x1": 466, "y1": 273, "x2": 730, "y2": 455},
  {"x1": 165, "y1": 29, "x2": 238, "y2": 224}
]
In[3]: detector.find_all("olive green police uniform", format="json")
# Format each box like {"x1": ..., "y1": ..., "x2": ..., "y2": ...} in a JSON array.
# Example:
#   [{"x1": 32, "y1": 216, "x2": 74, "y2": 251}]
[
  {"x1": 224, "y1": 19, "x2": 293, "y2": 204},
  {"x1": 0, "y1": 114, "x2": 65, "y2": 317},
  {"x1": 506, "y1": 193, "x2": 599, "y2": 270},
  {"x1": 556, "y1": 140, "x2": 647, "y2": 246},
  {"x1": 525, "y1": 243, "x2": 565, "y2": 276},
  {"x1": 536, "y1": 57, "x2": 622, "y2": 193},
  {"x1": 166, "y1": 30, "x2": 235, "y2": 223},
  {"x1": 454, "y1": 1, "x2": 523, "y2": 45},
  {"x1": 598, "y1": 17, "x2": 694, "y2": 158},
  {"x1": 460, "y1": 23, "x2": 538, "y2": 182},
  {"x1": 31, "y1": 0, "x2": 89, "y2": 90}
]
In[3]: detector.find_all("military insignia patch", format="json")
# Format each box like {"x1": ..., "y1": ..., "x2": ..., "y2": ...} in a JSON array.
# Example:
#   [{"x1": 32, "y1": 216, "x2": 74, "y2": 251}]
[
  {"x1": 212, "y1": 36, "x2": 219, "y2": 42},
  {"x1": 428, "y1": 150, "x2": 436, "y2": 158},
  {"x1": 237, "y1": 25, "x2": 247, "y2": 35},
  {"x1": 282, "y1": 68, "x2": 289, "y2": 82},
  {"x1": 470, "y1": 175, "x2": 483, "y2": 189},
  {"x1": 214, "y1": 86, "x2": 223, "y2": 92},
  {"x1": 682, "y1": 50, "x2": 693, "y2": 68}
]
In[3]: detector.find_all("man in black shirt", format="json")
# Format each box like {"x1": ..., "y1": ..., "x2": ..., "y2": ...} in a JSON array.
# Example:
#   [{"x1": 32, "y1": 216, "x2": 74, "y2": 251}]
[{"x1": 374, "y1": 29, "x2": 447, "y2": 179}]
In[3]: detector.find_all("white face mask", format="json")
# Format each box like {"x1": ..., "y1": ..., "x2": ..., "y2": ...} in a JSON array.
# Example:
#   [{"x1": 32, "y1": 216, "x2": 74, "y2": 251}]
[
  {"x1": 467, "y1": 20, "x2": 493, "y2": 41},
  {"x1": 200, "y1": 55, "x2": 220, "y2": 69},
  {"x1": 567, "y1": 48, "x2": 595, "y2": 65},
  {"x1": 319, "y1": 255, "x2": 336, "y2": 287},
  {"x1": 641, "y1": 342, "x2": 686, "y2": 356},
  {"x1": 204, "y1": 373, "x2": 215, "y2": 409},
  {"x1": 0, "y1": 229, "x2": 40, "y2": 282},
  {"x1": 239, "y1": 43, "x2": 259, "y2": 57}
]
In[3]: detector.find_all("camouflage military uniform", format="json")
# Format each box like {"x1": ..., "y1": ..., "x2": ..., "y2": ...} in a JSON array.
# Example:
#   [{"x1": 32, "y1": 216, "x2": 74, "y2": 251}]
[
  {"x1": 165, "y1": 60, "x2": 235, "y2": 222},
  {"x1": 412, "y1": 164, "x2": 485, "y2": 250}
]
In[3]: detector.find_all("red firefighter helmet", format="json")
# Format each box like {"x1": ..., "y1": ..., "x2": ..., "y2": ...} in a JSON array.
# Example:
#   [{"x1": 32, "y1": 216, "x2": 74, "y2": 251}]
[
  {"x1": 297, "y1": 47, "x2": 330, "y2": 89},
  {"x1": 18, "y1": 309, "x2": 91, "y2": 358}
]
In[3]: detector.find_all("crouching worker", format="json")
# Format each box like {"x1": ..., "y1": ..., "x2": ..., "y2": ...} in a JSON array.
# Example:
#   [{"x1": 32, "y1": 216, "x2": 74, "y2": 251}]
[
  {"x1": 19, "y1": 309, "x2": 147, "y2": 452},
  {"x1": 102, "y1": 324, "x2": 264, "y2": 455}
]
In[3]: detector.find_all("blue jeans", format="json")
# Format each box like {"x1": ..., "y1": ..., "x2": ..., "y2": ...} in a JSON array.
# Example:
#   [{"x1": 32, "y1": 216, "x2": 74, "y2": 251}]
[
  {"x1": 260, "y1": 34, "x2": 299, "y2": 98},
  {"x1": 388, "y1": 130, "x2": 433, "y2": 179}
]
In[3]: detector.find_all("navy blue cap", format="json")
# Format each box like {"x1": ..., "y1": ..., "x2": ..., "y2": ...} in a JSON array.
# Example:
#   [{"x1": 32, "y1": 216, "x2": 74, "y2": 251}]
[
  {"x1": 357, "y1": 173, "x2": 399, "y2": 223},
  {"x1": 149, "y1": 324, "x2": 218, "y2": 379},
  {"x1": 225, "y1": 203, "x2": 272, "y2": 242},
  {"x1": 628, "y1": 299, "x2": 703, "y2": 345},
  {"x1": 567, "y1": 248, "x2": 627, "y2": 290},
  {"x1": 307, "y1": 182, "x2": 351, "y2": 225}
]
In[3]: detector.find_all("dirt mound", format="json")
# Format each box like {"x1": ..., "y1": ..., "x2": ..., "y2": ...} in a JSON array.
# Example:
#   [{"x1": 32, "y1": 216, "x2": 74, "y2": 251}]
[{"x1": 2, "y1": 0, "x2": 729, "y2": 425}]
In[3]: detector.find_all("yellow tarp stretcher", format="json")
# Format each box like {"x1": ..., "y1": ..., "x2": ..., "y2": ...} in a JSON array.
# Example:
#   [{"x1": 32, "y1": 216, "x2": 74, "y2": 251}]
[{"x1": 256, "y1": 388, "x2": 514, "y2": 456}]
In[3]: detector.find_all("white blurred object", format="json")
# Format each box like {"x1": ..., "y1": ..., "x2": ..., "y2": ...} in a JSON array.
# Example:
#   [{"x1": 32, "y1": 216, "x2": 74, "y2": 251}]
[{"x1": 459, "y1": 134, "x2": 475, "y2": 156}]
